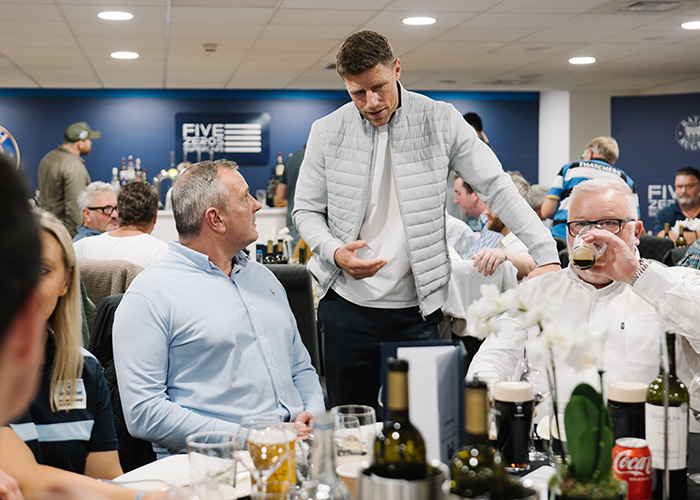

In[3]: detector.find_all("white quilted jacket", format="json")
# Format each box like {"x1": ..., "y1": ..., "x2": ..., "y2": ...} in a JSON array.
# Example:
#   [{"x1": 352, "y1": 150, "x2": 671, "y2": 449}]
[{"x1": 293, "y1": 83, "x2": 558, "y2": 315}]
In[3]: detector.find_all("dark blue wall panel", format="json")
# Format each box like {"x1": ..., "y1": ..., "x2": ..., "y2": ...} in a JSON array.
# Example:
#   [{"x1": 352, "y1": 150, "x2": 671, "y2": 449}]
[
  {"x1": 611, "y1": 93, "x2": 700, "y2": 231},
  {"x1": 0, "y1": 88, "x2": 539, "y2": 201}
]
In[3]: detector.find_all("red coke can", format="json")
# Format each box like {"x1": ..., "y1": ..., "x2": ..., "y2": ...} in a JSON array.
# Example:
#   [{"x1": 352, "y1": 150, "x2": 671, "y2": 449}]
[{"x1": 613, "y1": 437, "x2": 652, "y2": 500}]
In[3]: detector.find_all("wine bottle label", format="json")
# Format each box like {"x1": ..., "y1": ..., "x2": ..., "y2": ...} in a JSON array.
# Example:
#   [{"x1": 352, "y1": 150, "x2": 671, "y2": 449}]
[{"x1": 644, "y1": 403, "x2": 688, "y2": 469}]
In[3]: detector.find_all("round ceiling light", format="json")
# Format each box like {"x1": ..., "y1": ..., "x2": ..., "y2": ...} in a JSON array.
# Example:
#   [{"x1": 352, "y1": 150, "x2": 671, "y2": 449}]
[
  {"x1": 98, "y1": 11, "x2": 133, "y2": 21},
  {"x1": 569, "y1": 56, "x2": 596, "y2": 65},
  {"x1": 402, "y1": 17, "x2": 436, "y2": 26},
  {"x1": 111, "y1": 51, "x2": 139, "y2": 60},
  {"x1": 681, "y1": 21, "x2": 700, "y2": 30}
]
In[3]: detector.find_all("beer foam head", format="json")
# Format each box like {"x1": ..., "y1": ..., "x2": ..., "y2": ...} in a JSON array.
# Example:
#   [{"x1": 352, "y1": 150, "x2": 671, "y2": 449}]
[
  {"x1": 608, "y1": 381, "x2": 647, "y2": 403},
  {"x1": 493, "y1": 381, "x2": 534, "y2": 402}
]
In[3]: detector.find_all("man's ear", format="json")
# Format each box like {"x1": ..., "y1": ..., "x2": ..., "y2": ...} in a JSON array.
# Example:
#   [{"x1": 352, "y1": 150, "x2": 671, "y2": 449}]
[
  {"x1": 634, "y1": 220, "x2": 643, "y2": 244},
  {"x1": 203, "y1": 207, "x2": 225, "y2": 234}
]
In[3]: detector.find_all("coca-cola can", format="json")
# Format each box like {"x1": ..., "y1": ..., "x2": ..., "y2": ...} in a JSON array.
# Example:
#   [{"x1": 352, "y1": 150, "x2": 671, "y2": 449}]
[{"x1": 612, "y1": 437, "x2": 652, "y2": 500}]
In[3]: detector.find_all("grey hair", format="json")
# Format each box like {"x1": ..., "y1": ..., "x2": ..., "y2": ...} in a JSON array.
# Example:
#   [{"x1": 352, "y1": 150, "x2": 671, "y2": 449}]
[
  {"x1": 527, "y1": 184, "x2": 550, "y2": 210},
  {"x1": 77, "y1": 181, "x2": 116, "y2": 210},
  {"x1": 507, "y1": 171, "x2": 531, "y2": 200},
  {"x1": 171, "y1": 159, "x2": 237, "y2": 240},
  {"x1": 568, "y1": 177, "x2": 637, "y2": 218}
]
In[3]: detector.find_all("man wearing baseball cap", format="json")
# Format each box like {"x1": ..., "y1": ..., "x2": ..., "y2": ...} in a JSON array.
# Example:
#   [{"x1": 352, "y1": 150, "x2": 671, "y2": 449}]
[{"x1": 38, "y1": 121, "x2": 101, "y2": 237}]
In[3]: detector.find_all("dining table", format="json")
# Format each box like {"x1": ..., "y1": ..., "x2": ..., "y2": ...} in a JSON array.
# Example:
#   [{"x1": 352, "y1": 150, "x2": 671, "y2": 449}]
[{"x1": 113, "y1": 433, "x2": 700, "y2": 499}]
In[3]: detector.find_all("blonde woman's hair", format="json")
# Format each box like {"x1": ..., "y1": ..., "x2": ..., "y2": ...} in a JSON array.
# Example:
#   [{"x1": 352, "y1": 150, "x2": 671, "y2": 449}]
[{"x1": 34, "y1": 209, "x2": 83, "y2": 412}]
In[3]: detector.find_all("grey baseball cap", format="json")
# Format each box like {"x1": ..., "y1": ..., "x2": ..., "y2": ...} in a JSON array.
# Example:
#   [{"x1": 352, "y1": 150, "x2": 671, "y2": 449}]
[{"x1": 64, "y1": 122, "x2": 101, "y2": 142}]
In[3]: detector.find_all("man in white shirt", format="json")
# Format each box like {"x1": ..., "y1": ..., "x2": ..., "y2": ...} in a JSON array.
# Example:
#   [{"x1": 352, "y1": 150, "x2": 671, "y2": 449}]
[
  {"x1": 293, "y1": 30, "x2": 559, "y2": 410},
  {"x1": 468, "y1": 177, "x2": 700, "y2": 406},
  {"x1": 74, "y1": 181, "x2": 168, "y2": 268}
]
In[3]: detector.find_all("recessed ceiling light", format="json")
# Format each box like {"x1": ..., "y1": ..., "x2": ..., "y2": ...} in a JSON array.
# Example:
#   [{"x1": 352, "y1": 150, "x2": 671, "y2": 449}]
[
  {"x1": 98, "y1": 11, "x2": 133, "y2": 21},
  {"x1": 402, "y1": 17, "x2": 436, "y2": 26},
  {"x1": 569, "y1": 56, "x2": 596, "y2": 65},
  {"x1": 111, "y1": 51, "x2": 139, "y2": 60},
  {"x1": 681, "y1": 21, "x2": 700, "y2": 29}
]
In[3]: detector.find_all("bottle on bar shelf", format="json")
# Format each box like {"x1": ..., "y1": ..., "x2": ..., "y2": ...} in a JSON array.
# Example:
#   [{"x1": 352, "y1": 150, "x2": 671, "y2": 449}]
[
  {"x1": 263, "y1": 239, "x2": 276, "y2": 264},
  {"x1": 274, "y1": 239, "x2": 288, "y2": 264}
]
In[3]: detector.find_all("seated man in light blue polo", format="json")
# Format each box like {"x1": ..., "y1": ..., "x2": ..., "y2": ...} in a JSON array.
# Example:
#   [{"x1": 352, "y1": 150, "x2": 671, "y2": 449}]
[{"x1": 113, "y1": 159, "x2": 325, "y2": 457}]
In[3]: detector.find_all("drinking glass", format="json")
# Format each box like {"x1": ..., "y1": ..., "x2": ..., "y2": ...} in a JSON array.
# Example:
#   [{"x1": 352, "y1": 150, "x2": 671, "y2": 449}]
[
  {"x1": 688, "y1": 374, "x2": 700, "y2": 484},
  {"x1": 493, "y1": 381, "x2": 535, "y2": 472},
  {"x1": 186, "y1": 430, "x2": 239, "y2": 499},
  {"x1": 513, "y1": 357, "x2": 551, "y2": 462},
  {"x1": 571, "y1": 225, "x2": 607, "y2": 270},
  {"x1": 252, "y1": 480, "x2": 296, "y2": 500},
  {"x1": 241, "y1": 415, "x2": 295, "y2": 487},
  {"x1": 330, "y1": 405, "x2": 376, "y2": 466}
]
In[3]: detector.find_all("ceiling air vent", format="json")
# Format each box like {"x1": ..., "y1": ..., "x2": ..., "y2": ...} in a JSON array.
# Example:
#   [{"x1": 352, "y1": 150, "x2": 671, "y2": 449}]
[{"x1": 618, "y1": 1, "x2": 688, "y2": 11}]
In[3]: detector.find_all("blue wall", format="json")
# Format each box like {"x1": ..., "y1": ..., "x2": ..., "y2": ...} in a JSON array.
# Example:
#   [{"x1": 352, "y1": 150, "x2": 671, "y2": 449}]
[
  {"x1": 0, "y1": 88, "x2": 539, "y2": 202},
  {"x1": 611, "y1": 92, "x2": 700, "y2": 231}
]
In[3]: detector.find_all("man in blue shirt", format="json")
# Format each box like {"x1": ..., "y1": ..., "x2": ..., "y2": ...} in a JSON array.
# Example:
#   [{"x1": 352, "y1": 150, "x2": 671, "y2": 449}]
[
  {"x1": 653, "y1": 166, "x2": 700, "y2": 241},
  {"x1": 113, "y1": 159, "x2": 325, "y2": 457},
  {"x1": 541, "y1": 136, "x2": 638, "y2": 239},
  {"x1": 452, "y1": 175, "x2": 503, "y2": 257}
]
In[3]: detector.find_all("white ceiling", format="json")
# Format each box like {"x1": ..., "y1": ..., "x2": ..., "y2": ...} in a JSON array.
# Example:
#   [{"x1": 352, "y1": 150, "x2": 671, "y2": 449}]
[{"x1": 1, "y1": 0, "x2": 699, "y2": 94}]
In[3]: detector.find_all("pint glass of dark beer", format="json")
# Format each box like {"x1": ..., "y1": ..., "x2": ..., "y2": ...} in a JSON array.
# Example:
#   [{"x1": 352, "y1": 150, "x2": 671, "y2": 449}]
[
  {"x1": 493, "y1": 381, "x2": 535, "y2": 472},
  {"x1": 607, "y1": 381, "x2": 647, "y2": 441}
]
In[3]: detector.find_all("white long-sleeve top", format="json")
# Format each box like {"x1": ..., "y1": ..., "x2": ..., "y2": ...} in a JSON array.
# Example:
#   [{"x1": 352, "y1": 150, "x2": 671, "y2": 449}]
[{"x1": 468, "y1": 262, "x2": 700, "y2": 407}]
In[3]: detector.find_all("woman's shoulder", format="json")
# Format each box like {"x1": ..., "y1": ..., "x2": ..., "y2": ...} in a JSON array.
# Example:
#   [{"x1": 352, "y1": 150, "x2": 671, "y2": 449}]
[{"x1": 80, "y1": 347, "x2": 103, "y2": 378}]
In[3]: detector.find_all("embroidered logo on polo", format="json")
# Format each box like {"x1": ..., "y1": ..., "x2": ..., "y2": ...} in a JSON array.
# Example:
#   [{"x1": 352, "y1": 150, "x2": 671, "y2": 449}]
[
  {"x1": 0, "y1": 125, "x2": 21, "y2": 168},
  {"x1": 676, "y1": 115, "x2": 700, "y2": 152}
]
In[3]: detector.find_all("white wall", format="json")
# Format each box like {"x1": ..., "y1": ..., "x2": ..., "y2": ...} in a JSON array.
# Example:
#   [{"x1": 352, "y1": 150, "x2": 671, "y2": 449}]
[
  {"x1": 538, "y1": 90, "x2": 612, "y2": 186},
  {"x1": 538, "y1": 91, "x2": 570, "y2": 186}
]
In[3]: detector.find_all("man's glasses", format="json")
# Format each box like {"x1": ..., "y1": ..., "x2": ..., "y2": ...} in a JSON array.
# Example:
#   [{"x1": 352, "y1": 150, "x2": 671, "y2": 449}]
[
  {"x1": 87, "y1": 205, "x2": 118, "y2": 216},
  {"x1": 566, "y1": 218, "x2": 635, "y2": 237},
  {"x1": 675, "y1": 182, "x2": 699, "y2": 191}
]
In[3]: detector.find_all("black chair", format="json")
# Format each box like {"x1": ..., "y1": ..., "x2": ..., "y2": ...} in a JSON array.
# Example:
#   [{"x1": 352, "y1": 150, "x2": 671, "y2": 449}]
[
  {"x1": 559, "y1": 248, "x2": 569, "y2": 268},
  {"x1": 264, "y1": 264, "x2": 322, "y2": 375},
  {"x1": 663, "y1": 246, "x2": 689, "y2": 266},
  {"x1": 553, "y1": 236, "x2": 568, "y2": 253},
  {"x1": 88, "y1": 294, "x2": 156, "y2": 473},
  {"x1": 637, "y1": 235, "x2": 675, "y2": 263}
]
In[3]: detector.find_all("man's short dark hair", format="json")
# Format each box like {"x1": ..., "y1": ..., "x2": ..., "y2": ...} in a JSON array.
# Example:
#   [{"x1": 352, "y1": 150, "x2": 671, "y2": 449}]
[
  {"x1": 0, "y1": 154, "x2": 41, "y2": 341},
  {"x1": 336, "y1": 30, "x2": 395, "y2": 78},
  {"x1": 454, "y1": 174, "x2": 475, "y2": 194},
  {"x1": 117, "y1": 181, "x2": 159, "y2": 226},
  {"x1": 464, "y1": 112, "x2": 483, "y2": 133},
  {"x1": 676, "y1": 166, "x2": 700, "y2": 182}
]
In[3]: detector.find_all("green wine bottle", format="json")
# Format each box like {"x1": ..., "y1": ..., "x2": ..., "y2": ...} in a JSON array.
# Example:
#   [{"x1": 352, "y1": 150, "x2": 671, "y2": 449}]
[
  {"x1": 450, "y1": 379, "x2": 518, "y2": 498},
  {"x1": 371, "y1": 358, "x2": 428, "y2": 479},
  {"x1": 676, "y1": 226, "x2": 688, "y2": 248},
  {"x1": 645, "y1": 331, "x2": 689, "y2": 500}
]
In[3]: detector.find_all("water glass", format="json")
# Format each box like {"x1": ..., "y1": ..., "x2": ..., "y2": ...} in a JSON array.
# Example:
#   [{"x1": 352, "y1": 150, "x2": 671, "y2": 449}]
[
  {"x1": 330, "y1": 405, "x2": 376, "y2": 466},
  {"x1": 186, "y1": 431, "x2": 239, "y2": 498}
]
